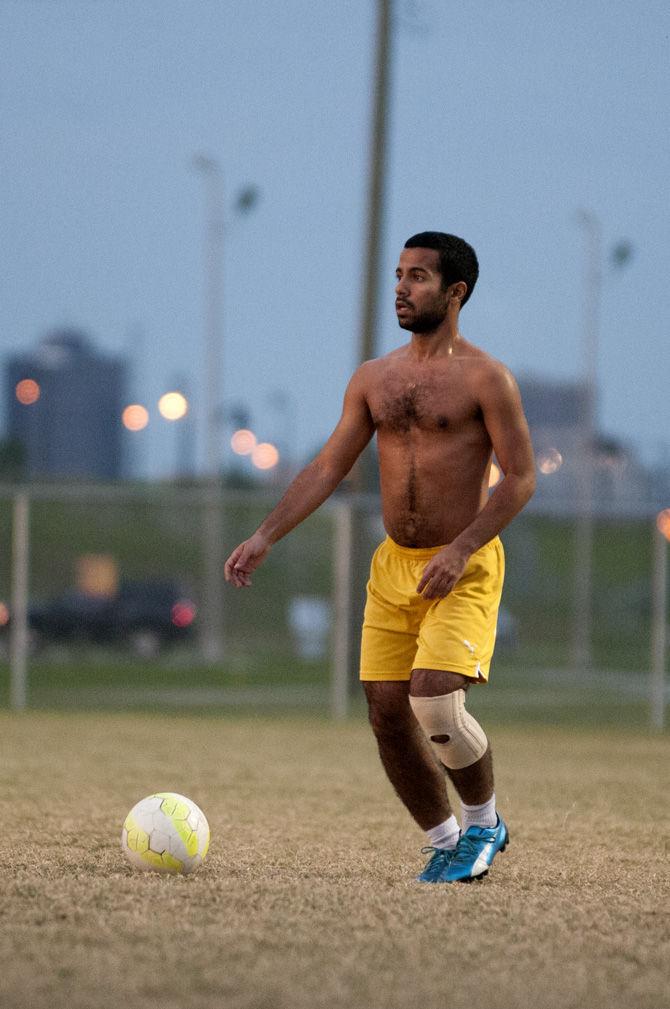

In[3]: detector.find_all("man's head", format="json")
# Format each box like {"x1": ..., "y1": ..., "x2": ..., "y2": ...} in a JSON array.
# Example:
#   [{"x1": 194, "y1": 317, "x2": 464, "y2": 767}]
[
  {"x1": 395, "y1": 232, "x2": 479, "y2": 334},
  {"x1": 404, "y1": 232, "x2": 479, "y2": 305}
]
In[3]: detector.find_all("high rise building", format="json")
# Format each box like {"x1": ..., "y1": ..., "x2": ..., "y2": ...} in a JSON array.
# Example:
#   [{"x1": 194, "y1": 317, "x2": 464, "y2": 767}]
[{"x1": 5, "y1": 328, "x2": 127, "y2": 480}]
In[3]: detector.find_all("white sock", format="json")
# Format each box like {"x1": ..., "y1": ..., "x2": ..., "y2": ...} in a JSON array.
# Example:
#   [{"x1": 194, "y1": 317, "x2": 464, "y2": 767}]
[
  {"x1": 461, "y1": 794, "x2": 497, "y2": 830},
  {"x1": 426, "y1": 814, "x2": 460, "y2": 850}
]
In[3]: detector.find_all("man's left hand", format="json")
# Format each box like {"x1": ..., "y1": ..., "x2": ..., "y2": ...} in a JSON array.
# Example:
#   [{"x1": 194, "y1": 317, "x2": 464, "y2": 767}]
[{"x1": 417, "y1": 544, "x2": 470, "y2": 599}]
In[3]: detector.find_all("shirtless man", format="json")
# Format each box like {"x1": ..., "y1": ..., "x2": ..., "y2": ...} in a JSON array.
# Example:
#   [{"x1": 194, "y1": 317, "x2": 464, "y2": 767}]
[{"x1": 224, "y1": 232, "x2": 536, "y2": 883}]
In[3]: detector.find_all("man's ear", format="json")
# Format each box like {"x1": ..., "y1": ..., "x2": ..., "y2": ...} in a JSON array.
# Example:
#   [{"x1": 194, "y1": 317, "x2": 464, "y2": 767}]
[{"x1": 449, "y1": 281, "x2": 467, "y2": 303}]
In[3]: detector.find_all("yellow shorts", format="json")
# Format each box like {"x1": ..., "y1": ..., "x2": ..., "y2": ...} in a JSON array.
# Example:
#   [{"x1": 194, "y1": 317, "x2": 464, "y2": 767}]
[{"x1": 360, "y1": 536, "x2": 505, "y2": 683}]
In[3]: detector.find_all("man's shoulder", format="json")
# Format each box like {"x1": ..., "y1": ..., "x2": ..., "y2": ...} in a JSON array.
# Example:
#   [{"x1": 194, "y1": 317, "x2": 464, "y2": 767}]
[
  {"x1": 352, "y1": 348, "x2": 405, "y2": 383},
  {"x1": 457, "y1": 342, "x2": 513, "y2": 378},
  {"x1": 456, "y1": 345, "x2": 521, "y2": 402},
  {"x1": 361, "y1": 347, "x2": 406, "y2": 369}
]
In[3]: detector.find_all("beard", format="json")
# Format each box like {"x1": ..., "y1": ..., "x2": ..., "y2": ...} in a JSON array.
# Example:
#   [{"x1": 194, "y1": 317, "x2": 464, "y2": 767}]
[{"x1": 396, "y1": 303, "x2": 449, "y2": 333}]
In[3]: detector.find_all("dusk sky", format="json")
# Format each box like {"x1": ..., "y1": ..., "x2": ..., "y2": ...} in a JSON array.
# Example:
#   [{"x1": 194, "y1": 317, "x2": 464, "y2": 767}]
[{"x1": 2, "y1": 0, "x2": 668, "y2": 479}]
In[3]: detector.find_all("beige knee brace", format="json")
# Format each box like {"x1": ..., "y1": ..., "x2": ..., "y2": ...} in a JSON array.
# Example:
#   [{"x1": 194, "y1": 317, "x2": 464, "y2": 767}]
[{"x1": 409, "y1": 689, "x2": 488, "y2": 770}]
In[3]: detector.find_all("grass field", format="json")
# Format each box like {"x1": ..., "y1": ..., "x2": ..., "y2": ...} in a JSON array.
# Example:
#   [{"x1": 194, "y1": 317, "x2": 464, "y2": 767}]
[{"x1": 1, "y1": 709, "x2": 668, "y2": 1009}]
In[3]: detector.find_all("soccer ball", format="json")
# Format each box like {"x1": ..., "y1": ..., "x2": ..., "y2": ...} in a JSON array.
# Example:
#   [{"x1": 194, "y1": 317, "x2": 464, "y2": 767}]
[{"x1": 121, "y1": 792, "x2": 210, "y2": 874}]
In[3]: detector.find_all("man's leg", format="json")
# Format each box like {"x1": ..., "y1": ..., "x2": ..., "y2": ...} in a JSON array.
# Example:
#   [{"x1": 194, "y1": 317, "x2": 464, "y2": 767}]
[
  {"x1": 409, "y1": 668, "x2": 494, "y2": 804},
  {"x1": 409, "y1": 668, "x2": 508, "y2": 882},
  {"x1": 363, "y1": 680, "x2": 452, "y2": 831}
]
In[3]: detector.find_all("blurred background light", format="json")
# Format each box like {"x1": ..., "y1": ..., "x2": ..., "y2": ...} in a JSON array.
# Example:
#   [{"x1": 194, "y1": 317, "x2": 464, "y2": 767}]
[
  {"x1": 656, "y1": 509, "x2": 670, "y2": 541},
  {"x1": 171, "y1": 600, "x2": 197, "y2": 628},
  {"x1": 251, "y1": 442, "x2": 279, "y2": 470},
  {"x1": 158, "y1": 391, "x2": 188, "y2": 421},
  {"x1": 15, "y1": 378, "x2": 40, "y2": 406},
  {"x1": 231, "y1": 429, "x2": 257, "y2": 456},
  {"x1": 122, "y1": 404, "x2": 149, "y2": 432},
  {"x1": 538, "y1": 448, "x2": 563, "y2": 475}
]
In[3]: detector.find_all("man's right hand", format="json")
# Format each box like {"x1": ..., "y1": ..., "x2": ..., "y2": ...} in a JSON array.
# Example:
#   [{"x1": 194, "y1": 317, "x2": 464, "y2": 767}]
[{"x1": 224, "y1": 532, "x2": 272, "y2": 588}]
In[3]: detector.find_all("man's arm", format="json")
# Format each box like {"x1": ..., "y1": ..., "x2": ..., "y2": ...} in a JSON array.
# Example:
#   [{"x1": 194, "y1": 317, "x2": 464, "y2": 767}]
[
  {"x1": 417, "y1": 364, "x2": 536, "y2": 598},
  {"x1": 224, "y1": 365, "x2": 375, "y2": 587}
]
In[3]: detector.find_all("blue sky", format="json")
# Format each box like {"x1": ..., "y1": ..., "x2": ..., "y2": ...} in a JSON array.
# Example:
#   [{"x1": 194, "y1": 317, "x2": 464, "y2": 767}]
[{"x1": 1, "y1": 0, "x2": 668, "y2": 478}]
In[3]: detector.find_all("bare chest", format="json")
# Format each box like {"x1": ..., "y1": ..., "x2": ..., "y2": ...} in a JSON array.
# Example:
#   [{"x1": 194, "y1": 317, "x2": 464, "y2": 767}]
[{"x1": 368, "y1": 374, "x2": 481, "y2": 436}]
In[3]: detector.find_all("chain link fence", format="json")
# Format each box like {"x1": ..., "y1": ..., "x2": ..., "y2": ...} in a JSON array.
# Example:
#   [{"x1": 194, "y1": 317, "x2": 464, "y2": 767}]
[{"x1": 0, "y1": 484, "x2": 666, "y2": 727}]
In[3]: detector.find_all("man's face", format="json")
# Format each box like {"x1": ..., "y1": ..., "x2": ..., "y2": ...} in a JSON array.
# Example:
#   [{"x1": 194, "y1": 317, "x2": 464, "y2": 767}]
[{"x1": 395, "y1": 247, "x2": 449, "y2": 333}]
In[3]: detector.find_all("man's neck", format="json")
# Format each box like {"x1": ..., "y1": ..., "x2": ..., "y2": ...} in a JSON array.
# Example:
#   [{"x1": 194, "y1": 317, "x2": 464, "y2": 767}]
[{"x1": 409, "y1": 324, "x2": 461, "y2": 361}]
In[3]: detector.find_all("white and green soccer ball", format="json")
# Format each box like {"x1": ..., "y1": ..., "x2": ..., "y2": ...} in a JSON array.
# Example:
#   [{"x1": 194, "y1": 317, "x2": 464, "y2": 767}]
[{"x1": 121, "y1": 792, "x2": 210, "y2": 875}]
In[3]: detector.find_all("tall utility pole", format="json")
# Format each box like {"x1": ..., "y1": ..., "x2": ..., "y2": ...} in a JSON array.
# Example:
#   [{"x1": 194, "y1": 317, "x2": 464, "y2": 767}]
[
  {"x1": 358, "y1": 0, "x2": 393, "y2": 375},
  {"x1": 347, "y1": 0, "x2": 394, "y2": 687},
  {"x1": 571, "y1": 210, "x2": 602, "y2": 670},
  {"x1": 194, "y1": 155, "x2": 225, "y2": 662}
]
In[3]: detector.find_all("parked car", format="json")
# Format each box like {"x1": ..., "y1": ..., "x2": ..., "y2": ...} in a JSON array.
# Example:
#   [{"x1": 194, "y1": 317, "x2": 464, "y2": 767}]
[{"x1": 3, "y1": 579, "x2": 197, "y2": 658}]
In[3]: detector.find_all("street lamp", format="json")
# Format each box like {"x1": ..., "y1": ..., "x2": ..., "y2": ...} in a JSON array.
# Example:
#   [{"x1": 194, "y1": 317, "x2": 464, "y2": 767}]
[
  {"x1": 192, "y1": 156, "x2": 260, "y2": 662},
  {"x1": 193, "y1": 155, "x2": 224, "y2": 480},
  {"x1": 570, "y1": 211, "x2": 601, "y2": 670},
  {"x1": 571, "y1": 212, "x2": 633, "y2": 669},
  {"x1": 193, "y1": 156, "x2": 225, "y2": 662}
]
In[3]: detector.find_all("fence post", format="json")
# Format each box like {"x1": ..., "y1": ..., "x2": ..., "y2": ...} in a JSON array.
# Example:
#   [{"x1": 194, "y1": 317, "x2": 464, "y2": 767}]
[
  {"x1": 10, "y1": 491, "x2": 30, "y2": 710},
  {"x1": 650, "y1": 523, "x2": 667, "y2": 730},
  {"x1": 331, "y1": 500, "x2": 353, "y2": 719}
]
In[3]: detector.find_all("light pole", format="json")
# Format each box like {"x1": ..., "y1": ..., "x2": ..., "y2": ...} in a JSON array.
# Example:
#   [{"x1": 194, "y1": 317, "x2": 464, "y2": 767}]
[
  {"x1": 343, "y1": 0, "x2": 394, "y2": 695},
  {"x1": 193, "y1": 156, "x2": 225, "y2": 480},
  {"x1": 571, "y1": 210, "x2": 601, "y2": 670},
  {"x1": 571, "y1": 214, "x2": 633, "y2": 670},
  {"x1": 192, "y1": 158, "x2": 259, "y2": 662},
  {"x1": 193, "y1": 155, "x2": 226, "y2": 662},
  {"x1": 357, "y1": 0, "x2": 392, "y2": 377}
]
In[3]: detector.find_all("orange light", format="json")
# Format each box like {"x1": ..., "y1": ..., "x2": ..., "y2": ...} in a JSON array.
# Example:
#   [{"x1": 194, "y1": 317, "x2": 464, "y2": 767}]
[
  {"x1": 0, "y1": 601, "x2": 9, "y2": 626},
  {"x1": 538, "y1": 448, "x2": 563, "y2": 475},
  {"x1": 252, "y1": 442, "x2": 280, "y2": 470},
  {"x1": 488, "y1": 462, "x2": 502, "y2": 488},
  {"x1": 657, "y1": 509, "x2": 670, "y2": 541},
  {"x1": 122, "y1": 404, "x2": 149, "y2": 431},
  {"x1": 16, "y1": 379, "x2": 40, "y2": 405},
  {"x1": 158, "y1": 391, "x2": 188, "y2": 421},
  {"x1": 231, "y1": 429, "x2": 257, "y2": 455}
]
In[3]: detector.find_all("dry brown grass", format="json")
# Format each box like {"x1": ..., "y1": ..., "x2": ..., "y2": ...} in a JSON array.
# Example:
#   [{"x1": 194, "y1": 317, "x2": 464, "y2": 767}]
[{"x1": 0, "y1": 710, "x2": 668, "y2": 1009}]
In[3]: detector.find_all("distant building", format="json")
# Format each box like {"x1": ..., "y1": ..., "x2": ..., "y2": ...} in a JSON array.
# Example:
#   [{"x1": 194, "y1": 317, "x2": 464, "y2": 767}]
[
  {"x1": 5, "y1": 328, "x2": 127, "y2": 480},
  {"x1": 518, "y1": 375, "x2": 651, "y2": 510}
]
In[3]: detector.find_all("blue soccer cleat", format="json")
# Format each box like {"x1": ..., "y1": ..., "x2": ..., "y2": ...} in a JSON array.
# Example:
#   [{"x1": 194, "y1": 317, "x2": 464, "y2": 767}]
[
  {"x1": 441, "y1": 815, "x2": 509, "y2": 882},
  {"x1": 416, "y1": 845, "x2": 457, "y2": 883}
]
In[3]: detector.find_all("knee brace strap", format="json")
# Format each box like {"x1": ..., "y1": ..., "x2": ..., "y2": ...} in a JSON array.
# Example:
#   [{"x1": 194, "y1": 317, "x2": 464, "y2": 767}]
[{"x1": 409, "y1": 689, "x2": 488, "y2": 770}]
